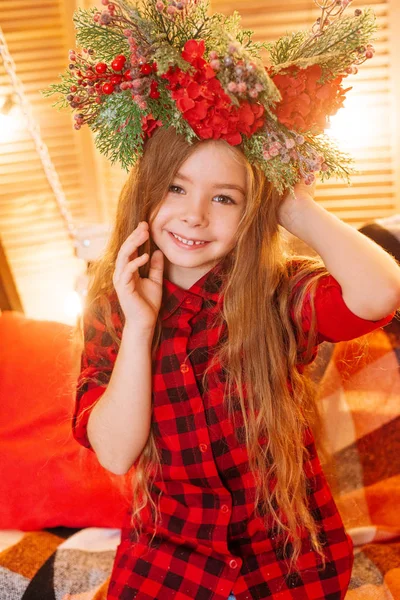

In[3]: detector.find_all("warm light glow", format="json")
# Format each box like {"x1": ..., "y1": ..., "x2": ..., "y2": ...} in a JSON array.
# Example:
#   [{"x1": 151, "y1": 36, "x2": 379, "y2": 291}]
[
  {"x1": 327, "y1": 96, "x2": 385, "y2": 151},
  {"x1": 64, "y1": 290, "x2": 83, "y2": 321},
  {"x1": 0, "y1": 112, "x2": 20, "y2": 143}
]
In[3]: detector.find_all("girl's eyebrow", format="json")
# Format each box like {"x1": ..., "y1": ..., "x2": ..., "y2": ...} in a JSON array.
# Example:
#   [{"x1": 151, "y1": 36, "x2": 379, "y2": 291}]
[{"x1": 175, "y1": 172, "x2": 246, "y2": 196}]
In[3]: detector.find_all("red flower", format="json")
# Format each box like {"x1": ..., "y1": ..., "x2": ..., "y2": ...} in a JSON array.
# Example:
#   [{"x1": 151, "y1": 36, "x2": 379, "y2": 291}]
[
  {"x1": 161, "y1": 39, "x2": 266, "y2": 145},
  {"x1": 181, "y1": 39, "x2": 207, "y2": 71},
  {"x1": 141, "y1": 113, "x2": 162, "y2": 140},
  {"x1": 269, "y1": 64, "x2": 351, "y2": 134}
]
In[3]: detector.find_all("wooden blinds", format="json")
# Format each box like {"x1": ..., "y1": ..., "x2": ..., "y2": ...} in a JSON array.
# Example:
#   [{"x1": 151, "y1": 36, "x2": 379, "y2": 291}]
[{"x1": 0, "y1": 0, "x2": 99, "y2": 323}]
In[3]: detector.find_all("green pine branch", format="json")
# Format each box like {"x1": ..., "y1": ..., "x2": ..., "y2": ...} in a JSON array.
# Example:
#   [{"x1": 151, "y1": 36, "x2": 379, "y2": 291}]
[
  {"x1": 91, "y1": 92, "x2": 144, "y2": 172},
  {"x1": 241, "y1": 125, "x2": 355, "y2": 195},
  {"x1": 266, "y1": 31, "x2": 309, "y2": 66},
  {"x1": 306, "y1": 133, "x2": 355, "y2": 182},
  {"x1": 292, "y1": 9, "x2": 377, "y2": 61},
  {"x1": 268, "y1": 8, "x2": 377, "y2": 81},
  {"x1": 41, "y1": 71, "x2": 76, "y2": 108},
  {"x1": 73, "y1": 7, "x2": 129, "y2": 62},
  {"x1": 91, "y1": 84, "x2": 198, "y2": 172},
  {"x1": 140, "y1": 0, "x2": 213, "y2": 51}
]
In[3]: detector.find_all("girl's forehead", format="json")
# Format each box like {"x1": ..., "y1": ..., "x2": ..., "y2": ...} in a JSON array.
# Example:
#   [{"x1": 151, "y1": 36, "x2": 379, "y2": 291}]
[{"x1": 179, "y1": 142, "x2": 248, "y2": 183}]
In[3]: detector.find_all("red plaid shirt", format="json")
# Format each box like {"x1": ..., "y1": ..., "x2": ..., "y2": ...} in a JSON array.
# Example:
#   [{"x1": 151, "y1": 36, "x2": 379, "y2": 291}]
[{"x1": 73, "y1": 260, "x2": 395, "y2": 600}]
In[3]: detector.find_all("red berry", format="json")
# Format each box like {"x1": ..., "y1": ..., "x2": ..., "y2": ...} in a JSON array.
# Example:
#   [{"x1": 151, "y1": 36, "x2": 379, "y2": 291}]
[
  {"x1": 123, "y1": 69, "x2": 133, "y2": 81},
  {"x1": 95, "y1": 62, "x2": 107, "y2": 74},
  {"x1": 102, "y1": 82, "x2": 115, "y2": 94},
  {"x1": 111, "y1": 75, "x2": 122, "y2": 84},
  {"x1": 152, "y1": 62, "x2": 158, "y2": 72},
  {"x1": 149, "y1": 90, "x2": 160, "y2": 99},
  {"x1": 70, "y1": 85, "x2": 77, "y2": 92},
  {"x1": 111, "y1": 57, "x2": 125, "y2": 71},
  {"x1": 140, "y1": 63, "x2": 152, "y2": 75}
]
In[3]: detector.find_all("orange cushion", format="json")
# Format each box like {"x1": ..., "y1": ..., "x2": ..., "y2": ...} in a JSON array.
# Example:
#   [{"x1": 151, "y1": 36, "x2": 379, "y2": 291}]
[{"x1": 0, "y1": 311, "x2": 132, "y2": 530}]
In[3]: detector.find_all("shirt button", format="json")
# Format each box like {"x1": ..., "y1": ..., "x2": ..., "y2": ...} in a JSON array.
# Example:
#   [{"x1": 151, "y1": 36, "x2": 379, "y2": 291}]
[
  {"x1": 229, "y1": 559, "x2": 238, "y2": 569},
  {"x1": 199, "y1": 443, "x2": 208, "y2": 452},
  {"x1": 185, "y1": 298, "x2": 192, "y2": 304},
  {"x1": 180, "y1": 363, "x2": 189, "y2": 373},
  {"x1": 221, "y1": 504, "x2": 229, "y2": 513}
]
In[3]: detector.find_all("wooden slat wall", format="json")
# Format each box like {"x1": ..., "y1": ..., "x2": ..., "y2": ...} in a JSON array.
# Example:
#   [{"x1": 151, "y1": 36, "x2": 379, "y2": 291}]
[
  {"x1": 98, "y1": 0, "x2": 400, "y2": 228},
  {"x1": 0, "y1": 0, "x2": 101, "y2": 323}
]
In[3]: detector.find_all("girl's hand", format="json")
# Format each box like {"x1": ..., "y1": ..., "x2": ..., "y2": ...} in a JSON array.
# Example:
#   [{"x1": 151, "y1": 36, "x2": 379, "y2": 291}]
[
  {"x1": 112, "y1": 222, "x2": 164, "y2": 332},
  {"x1": 278, "y1": 178, "x2": 316, "y2": 231}
]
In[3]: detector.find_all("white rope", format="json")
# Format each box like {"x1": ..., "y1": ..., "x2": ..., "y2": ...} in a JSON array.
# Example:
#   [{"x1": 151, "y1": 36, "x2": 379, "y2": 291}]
[{"x1": 0, "y1": 24, "x2": 81, "y2": 250}]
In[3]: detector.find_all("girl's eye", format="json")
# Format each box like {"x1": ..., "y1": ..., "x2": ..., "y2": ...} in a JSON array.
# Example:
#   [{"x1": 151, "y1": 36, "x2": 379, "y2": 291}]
[
  {"x1": 169, "y1": 185, "x2": 184, "y2": 194},
  {"x1": 168, "y1": 185, "x2": 235, "y2": 205}
]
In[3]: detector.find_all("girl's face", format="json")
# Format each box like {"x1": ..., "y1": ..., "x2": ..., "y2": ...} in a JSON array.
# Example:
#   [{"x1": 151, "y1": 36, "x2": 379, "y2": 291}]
[{"x1": 150, "y1": 141, "x2": 247, "y2": 289}]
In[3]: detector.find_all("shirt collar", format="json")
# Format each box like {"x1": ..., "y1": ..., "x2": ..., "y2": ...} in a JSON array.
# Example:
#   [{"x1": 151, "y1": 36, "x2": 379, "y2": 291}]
[{"x1": 161, "y1": 258, "x2": 226, "y2": 321}]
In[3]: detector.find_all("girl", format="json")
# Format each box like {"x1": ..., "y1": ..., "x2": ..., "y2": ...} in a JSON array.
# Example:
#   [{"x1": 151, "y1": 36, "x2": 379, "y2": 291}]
[{"x1": 73, "y1": 126, "x2": 400, "y2": 600}]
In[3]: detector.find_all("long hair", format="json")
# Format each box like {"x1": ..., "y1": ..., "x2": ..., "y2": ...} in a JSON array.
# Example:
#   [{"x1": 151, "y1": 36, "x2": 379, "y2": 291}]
[{"x1": 75, "y1": 126, "x2": 336, "y2": 573}]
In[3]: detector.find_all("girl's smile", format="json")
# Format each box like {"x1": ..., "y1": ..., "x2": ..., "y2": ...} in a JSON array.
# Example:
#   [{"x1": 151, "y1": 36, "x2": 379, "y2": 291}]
[{"x1": 168, "y1": 231, "x2": 212, "y2": 250}]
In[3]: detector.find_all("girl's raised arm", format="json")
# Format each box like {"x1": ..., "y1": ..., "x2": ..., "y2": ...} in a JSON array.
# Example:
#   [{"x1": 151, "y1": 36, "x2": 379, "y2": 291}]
[{"x1": 280, "y1": 182, "x2": 400, "y2": 321}]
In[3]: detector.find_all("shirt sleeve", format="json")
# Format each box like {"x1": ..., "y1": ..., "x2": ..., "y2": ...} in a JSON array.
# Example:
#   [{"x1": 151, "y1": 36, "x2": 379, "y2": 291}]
[
  {"x1": 73, "y1": 298, "x2": 120, "y2": 451},
  {"x1": 290, "y1": 270, "x2": 396, "y2": 346}
]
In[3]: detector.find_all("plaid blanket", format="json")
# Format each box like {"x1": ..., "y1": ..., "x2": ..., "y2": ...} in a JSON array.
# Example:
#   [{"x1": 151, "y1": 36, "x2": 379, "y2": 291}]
[
  {"x1": 1, "y1": 325, "x2": 399, "y2": 600},
  {"x1": 0, "y1": 525, "x2": 399, "y2": 600},
  {"x1": 315, "y1": 320, "x2": 400, "y2": 600}
]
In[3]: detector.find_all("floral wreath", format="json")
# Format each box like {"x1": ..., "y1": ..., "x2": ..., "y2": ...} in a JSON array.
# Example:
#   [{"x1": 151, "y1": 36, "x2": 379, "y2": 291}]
[{"x1": 43, "y1": 0, "x2": 377, "y2": 195}]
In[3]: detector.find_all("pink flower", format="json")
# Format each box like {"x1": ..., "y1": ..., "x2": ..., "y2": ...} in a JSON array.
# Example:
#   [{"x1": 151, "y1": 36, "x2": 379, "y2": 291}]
[{"x1": 210, "y1": 59, "x2": 220, "y2": 71}]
